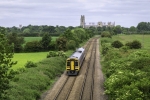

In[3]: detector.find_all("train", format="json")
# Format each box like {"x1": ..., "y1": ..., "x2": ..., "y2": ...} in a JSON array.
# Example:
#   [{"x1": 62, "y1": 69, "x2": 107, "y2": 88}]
[{"x1": 66, "y1": 47, "x2": 85, "y2": 75}]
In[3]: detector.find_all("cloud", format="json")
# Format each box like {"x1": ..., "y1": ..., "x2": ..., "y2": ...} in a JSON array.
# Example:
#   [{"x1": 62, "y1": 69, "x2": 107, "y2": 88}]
[{"x1": 0, "y1": 0, "x2": 150, "y2": 27}]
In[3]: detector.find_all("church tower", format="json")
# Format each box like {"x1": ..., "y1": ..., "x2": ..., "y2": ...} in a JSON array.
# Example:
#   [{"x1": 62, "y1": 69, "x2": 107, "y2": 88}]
[{"x1": 80, "y1": 15, "x2": 85, "y2": 28}]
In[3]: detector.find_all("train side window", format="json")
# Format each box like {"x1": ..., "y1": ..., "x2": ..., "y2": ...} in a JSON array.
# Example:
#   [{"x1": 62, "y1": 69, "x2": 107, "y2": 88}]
[
  {"x1": 75, "y1": 61, "x2": 78, "y2": 66},
  {"x1": 67, "y1": 62, "x2": 70, "y2": 66}
]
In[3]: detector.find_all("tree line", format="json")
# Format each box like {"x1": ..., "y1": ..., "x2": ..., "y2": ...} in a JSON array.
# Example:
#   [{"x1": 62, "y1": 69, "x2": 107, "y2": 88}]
[
  {"x1": 0, "y1": 25, "x2": 95, "y2": 53},
  {"x1": 6, "y1": 25, "x2": 74, "y2": 37},
  {"x1": 85, "y1": 22, "x2": 150, "y2": 35},
  {"x1": 5, "y1": 21, "x2": 150, "y2": 37}
]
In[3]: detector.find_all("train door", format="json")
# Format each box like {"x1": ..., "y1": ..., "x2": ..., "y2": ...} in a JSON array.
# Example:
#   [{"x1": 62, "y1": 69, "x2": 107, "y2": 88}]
[{"x1": 70, "y1": 60, "x2": 75, "y2": 70}]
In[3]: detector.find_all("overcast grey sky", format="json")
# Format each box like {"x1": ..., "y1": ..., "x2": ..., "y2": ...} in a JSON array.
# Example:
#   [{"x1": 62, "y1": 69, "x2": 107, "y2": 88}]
[{"x1": 0, "y1": 0, "x2": 150, "y2": 28}]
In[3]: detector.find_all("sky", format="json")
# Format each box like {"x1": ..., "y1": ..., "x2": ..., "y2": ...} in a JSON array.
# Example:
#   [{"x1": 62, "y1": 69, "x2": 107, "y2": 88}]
[{"x1": 0, "y1": 0, "x2": 150, "y2": 28}]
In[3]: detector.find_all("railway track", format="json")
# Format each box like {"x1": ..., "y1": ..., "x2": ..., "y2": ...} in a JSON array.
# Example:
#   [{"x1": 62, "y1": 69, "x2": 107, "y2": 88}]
[
  {"x1": 43, "y1": 37, "x2": 100, "y2": 100},
  {"x1": 49, "y1": 38, "x2": 95, "y2": 100},
  {"x1": 79, "y1": 38, "x2": 97, "y2": 100}
]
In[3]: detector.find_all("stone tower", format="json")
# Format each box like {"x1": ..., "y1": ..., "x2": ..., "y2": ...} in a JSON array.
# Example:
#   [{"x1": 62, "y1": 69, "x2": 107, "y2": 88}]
[{"x1": 80, "y1": 15, "x2": 85, "y2": 28}]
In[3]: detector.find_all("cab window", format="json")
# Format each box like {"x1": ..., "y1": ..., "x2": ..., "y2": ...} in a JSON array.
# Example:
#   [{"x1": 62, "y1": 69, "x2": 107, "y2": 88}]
[
  {"x1": 75, "y1": 61, "x2": 78, "y2": 66},
  {"x1": 67, "y1": 61, "x2": 70, "y2": 66}
]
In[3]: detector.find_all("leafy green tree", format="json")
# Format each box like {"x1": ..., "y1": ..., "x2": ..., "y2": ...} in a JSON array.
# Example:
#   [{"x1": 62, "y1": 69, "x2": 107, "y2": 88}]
[
  {"x1": 137, "y1": 22, "x2": 148, "y2": 32},
  {"x1": 24, "y1": 41, "x2": 42, "y2": 52},
  {"x1": 56, "y1": 37, "x2": 67, "y2": 51},
  {"x1": 62, "y1": 29, "x2": 72, "y2": 40},
  {"x1": 41, "y1": 33, "x2": 52, "y2": 50},
  {"x1": 122, "y1": 27, "x2": 129, "y2": 34},
  {"x1": 113, "y1": 25, "x2": 122, "y2": 34},
  {"x1": 129, "y1": 26, "x2": 136, "y2": 33},
  {"x1": 66, "y1": 40, "x2": 76, "y2": 50},
  {"x1": 7, "y1": 33, "x2": 25, "y2": 52},
  {"x1": 23, "y1": 28, "x2": 30, "y2": 34},
  {"x1": 101, "y1": 31, "x2": 111, "y2": 38},
  {"x1": 97, "y1": 27, "x2": 103, "y2": 34},
  {"x1": 0, "y1": 28, "x2": 16, "y2": 100}
]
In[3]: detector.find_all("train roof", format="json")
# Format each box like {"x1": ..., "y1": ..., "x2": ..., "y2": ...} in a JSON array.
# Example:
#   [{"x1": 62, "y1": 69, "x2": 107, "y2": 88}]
[{"x1": 69, "y1": 47, "x2": 85, "y2": 60}]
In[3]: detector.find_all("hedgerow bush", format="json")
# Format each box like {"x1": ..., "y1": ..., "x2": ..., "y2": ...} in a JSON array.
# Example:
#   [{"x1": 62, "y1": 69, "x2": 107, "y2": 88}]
[
  {"x1": 101, "y1": 31, "x2": 112, "y2": 38},
  {"x1": 125, "y1": 40, "x2": 142, "y2": 49},
  {"x1": 24, "y1": 41, "x2": 42, "y2": 52},
  {"x1": 111, "y1": 40, "x2": 123, "y2": 48},
  {"x1": 47, "y1": 51, "x2": 67, "y2": 58},
  {"x1": 24, "y1": 61, "x2": 37, "y2": 68}
]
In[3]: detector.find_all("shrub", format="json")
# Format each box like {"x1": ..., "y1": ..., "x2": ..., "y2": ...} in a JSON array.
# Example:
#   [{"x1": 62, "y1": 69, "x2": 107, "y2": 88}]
[
  {"x1": 47, "y1": 51, "x2": 66, "y2": 58},
  {"x1": 131, "y1": 40, "x2": 142, "y2": 49},
  {"x1": 125, "y1": 40, "x2": 142, "y2": 49},
  {"x1": 111, "y1": 40, "x2": 123, "y2": 48},
  {"x1": 48, "y1": 41, "x2": 56, "y2": 50},
  {"x1": 24, "y1": 41, "x2": 43, "y2": 52},
  {"x1": 101, "y1": 43, "x2": 111, "y2": 56},
  {"x1": 120, "y1": 46, "x2": 129, "y2": 52},
  {"x1": 125, "y1": 41, "x2": 132, "y2": 48},
  {"x1": 56, "y1": 37, "x2": 67, "y2": 51},
  {"x1": 101, "y1": 31, "x2": 111, "y2": 38},
  {"x1": 24, "y1": 61, "x2": 37, "y2": 68},
  {"x1": 129, "y1": 57, "x2": 150, "y2": 70},
  {"x1": 66, "y1": 40, "x2": 76, "y2": 50}
]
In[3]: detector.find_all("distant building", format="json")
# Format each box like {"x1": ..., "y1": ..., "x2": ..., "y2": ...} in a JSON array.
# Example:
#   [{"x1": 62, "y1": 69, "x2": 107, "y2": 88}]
[{"x1": 80, "y1": 15, "x2": 115, "y2": 28}]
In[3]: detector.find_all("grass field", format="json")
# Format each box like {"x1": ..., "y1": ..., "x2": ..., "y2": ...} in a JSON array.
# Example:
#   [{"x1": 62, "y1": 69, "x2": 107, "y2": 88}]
[
  {"x1": 12, "y1": 52, "x2": 48, "y2": 70},
  {"x1": 112, "y1": 34, "x2": 150, "y2": 50},
  {"x1": 12, "y1": 50, "x2": 74, "y2": 70}
]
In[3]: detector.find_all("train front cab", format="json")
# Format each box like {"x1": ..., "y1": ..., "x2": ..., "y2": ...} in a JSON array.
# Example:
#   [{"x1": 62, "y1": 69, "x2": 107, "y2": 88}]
[{"x1": 66, "y1": 58, "x2": 79, "y2": 75}]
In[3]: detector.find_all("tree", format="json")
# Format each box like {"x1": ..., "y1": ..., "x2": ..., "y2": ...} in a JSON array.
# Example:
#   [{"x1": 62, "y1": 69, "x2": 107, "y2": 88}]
[
  {"x1": 23, "y1": 28, "x2": 30, "y2": 34},
  {"x1": 41, "y1": 33, "x2": 52, "y2": 50},
  {"x1": 101, "y1": 31, "x2": 111, "y2": 38},
  {"x1": 56, "y1": 37, "x2": 67, "y2": 51},
  {"x1": 129, "y1": 26, "x2": 136, "y2": 33},
  {"x1": 137, "y1": 22, "x2": 148, "y2": 32},
  {"x1": 113, "y1": 25, "x2": 122, "y2": 34},
  {"x1": 24, "y1": 41, "x2": 42, "y2": 52},
  {"x1": 7, "y1": 33, "x2": 25, "y2": 52},
  {"x1": 0, "y1": 28, "x2": 16, "y2": 100}
]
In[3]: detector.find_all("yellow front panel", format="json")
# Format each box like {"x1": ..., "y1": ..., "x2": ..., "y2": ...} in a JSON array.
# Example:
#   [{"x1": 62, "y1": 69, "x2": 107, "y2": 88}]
[{"x1": 71, "y1": 61, "x2": 74, "y2": 70}]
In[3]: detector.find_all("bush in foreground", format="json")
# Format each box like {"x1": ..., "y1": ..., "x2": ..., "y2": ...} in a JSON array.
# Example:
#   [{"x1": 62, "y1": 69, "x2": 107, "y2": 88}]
[
  {"x1": 111, "y1": 40, "x2": 123, "y2": 48},
  {"x1": 24, "y1": 61, "x2": 37, "y2": 68},
  {"x1": 7, "y1": 57, "x2": 66, "y2": 100}
]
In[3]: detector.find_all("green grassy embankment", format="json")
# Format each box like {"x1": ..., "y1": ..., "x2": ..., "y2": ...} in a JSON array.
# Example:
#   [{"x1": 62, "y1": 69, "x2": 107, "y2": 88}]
[{"x1": 100, "y1": 34, "x2": 150, "y2": 99}]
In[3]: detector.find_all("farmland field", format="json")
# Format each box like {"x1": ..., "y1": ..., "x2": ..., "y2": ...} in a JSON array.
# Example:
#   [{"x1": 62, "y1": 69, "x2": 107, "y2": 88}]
[
  {"x1": 12, "y1": 50, "x2": 73, "y2": 70},
  {"x1": 112, "y1": 34, "x2": 150, "y2": 50},
  {"x1": 12, "y1": 52, "x2": 48, "y2": 70}
]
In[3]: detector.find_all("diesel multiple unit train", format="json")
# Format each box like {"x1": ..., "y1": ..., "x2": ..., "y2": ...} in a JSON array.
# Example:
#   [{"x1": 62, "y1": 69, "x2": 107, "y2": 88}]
[{"x1": 66, "y1": 47, "x2": 85, "y2": 75}]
